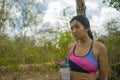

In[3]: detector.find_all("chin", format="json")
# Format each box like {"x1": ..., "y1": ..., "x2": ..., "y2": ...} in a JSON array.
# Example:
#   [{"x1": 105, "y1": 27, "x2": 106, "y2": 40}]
[
  {"x1": 73, "y1": 36, "x2": 81, "y2": 40},
  {"x1": 74, "y1": 37, "x2": 80, "y2": 41}
]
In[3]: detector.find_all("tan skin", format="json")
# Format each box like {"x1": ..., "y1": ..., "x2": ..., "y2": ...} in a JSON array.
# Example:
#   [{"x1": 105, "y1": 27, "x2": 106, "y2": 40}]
[{"x1": 67, "y1": 20, "x2": 109, "y2": 80}]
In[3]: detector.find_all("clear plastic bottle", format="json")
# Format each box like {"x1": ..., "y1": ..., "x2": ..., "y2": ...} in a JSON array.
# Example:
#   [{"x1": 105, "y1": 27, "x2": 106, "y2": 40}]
[{"x1": 56, "y1": 61, "x2": 70, "y2": 80}]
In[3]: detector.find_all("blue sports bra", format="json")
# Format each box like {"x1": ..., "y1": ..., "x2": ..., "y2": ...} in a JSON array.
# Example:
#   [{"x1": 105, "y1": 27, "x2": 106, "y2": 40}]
[{"x1": 68, "y1": 41, "x2": 99, "y2": 74}]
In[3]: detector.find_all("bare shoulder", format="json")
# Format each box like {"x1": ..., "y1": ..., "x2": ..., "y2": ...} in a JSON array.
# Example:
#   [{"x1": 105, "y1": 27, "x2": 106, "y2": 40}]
[
  {"x1": 94, "y1": 41, "x2": 107, "y2": 55},
  {"x1": 94, "y1": 41, "x2": 106, "y2": 48}
]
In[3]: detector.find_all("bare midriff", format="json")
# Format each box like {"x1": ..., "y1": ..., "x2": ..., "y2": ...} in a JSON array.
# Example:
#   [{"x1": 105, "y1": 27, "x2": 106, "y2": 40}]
[{"x1": 70, "y1": 71, "x2": 97, "y2": 80}]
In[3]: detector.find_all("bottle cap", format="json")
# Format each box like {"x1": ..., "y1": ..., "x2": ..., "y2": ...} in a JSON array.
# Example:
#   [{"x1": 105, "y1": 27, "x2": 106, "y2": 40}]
[{"x1": 55, "y1": 61, "x2": 69, "y2": 68}]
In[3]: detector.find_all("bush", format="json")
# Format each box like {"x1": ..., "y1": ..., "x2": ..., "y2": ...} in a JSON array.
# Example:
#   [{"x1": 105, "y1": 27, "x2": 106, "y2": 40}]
[{"x1": 109, "y1": 63, "x2": 120, "y2": 80}]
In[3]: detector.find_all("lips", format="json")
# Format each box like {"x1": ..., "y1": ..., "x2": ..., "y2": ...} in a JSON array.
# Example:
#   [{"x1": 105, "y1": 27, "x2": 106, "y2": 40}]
[{"x1": 73, "y1": 34, "x2": 78, "y2": 38}]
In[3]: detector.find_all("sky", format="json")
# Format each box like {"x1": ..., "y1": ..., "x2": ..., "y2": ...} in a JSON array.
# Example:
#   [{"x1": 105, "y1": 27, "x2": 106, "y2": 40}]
[
  {"x1": 42, "y1": 0, "x2": 120, "y2": 36},
  {"x1": 4, "y1": 0, "x2": 120, "y2": 39}
]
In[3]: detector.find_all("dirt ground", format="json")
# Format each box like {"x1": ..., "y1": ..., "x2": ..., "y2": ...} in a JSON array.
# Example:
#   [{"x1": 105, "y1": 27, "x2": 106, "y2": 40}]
[
  {"x1": 0, "y1": 71, "x2": 61, "y2": 80},
  {"x1": 0, "y1": 64, "x2": 61, "y2": 80}
]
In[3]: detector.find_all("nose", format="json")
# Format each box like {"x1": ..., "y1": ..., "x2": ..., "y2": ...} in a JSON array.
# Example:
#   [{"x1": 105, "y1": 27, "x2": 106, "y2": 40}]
[{"x1": 72, "y1": 28, "x2": 77, "y2": 33}]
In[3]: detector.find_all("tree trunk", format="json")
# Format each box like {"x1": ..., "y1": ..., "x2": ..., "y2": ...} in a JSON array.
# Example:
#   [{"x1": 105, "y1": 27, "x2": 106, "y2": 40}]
[
  {"x1": 0, "y1": 0, "x2": 5, "y2": 30},
  {"x1": 76, "y1": 0, "x2": 86, "y2": 16}
]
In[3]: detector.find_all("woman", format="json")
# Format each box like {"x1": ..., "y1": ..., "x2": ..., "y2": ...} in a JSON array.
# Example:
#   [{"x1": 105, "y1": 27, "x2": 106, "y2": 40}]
[{"x1": 68, "y1": 15, "x2": 109, "y2": 80}]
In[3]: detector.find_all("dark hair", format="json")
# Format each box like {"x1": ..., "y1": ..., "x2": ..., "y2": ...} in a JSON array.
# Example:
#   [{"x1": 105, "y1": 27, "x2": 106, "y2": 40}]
[{"x1": 70, "y1": 15, "x2": 93, "y2": 40}]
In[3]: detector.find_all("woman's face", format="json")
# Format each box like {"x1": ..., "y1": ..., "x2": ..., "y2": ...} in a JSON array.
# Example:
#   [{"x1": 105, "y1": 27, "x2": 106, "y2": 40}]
[{"x1": 70, "y1": 19, "x2": 88, "y2": 40}]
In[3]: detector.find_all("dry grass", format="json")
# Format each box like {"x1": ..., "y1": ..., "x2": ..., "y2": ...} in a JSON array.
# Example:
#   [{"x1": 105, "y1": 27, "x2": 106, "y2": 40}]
[
  {"x1": 0, "y1": 63, "x2": 61, "y2": 80},
  {"x1": 0, "y1": 71, "x2": 61, "y2": 80}
]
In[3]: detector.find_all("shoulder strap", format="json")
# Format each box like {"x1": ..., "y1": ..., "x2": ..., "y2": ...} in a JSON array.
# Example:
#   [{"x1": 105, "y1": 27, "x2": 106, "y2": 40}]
[{"x1": 90, "y1": 40, "x2": 93, "y2": 49}]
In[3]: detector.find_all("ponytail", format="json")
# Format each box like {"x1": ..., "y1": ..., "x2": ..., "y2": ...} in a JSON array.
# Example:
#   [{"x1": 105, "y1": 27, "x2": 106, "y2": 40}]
[{"x1": 88, "y1": 29, "x2": 93, "y2": 40}]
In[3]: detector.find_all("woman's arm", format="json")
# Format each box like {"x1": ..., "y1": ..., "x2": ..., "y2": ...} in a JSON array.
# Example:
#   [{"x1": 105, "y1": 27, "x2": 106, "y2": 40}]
[{"x1": 98, "y1": 42, "x2": 109, "y2": 80}]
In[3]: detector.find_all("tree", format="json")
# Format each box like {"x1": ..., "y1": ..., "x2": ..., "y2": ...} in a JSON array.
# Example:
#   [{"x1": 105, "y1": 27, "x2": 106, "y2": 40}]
[
  {"x1": 105, "y1": 19, "x2": 120, "y2": 36},
  {"x1": 76, "y1": 0, "x2": 86, "y2": 15},
  {"x1": 0, "y1": 0, "x2": 10, "y2": 34},
  {"x1": 0, "y1": 0, "x2": 44, "y2": 37},
  {"x1": 103, "y1": 0, "x2": 120, "y2": 11},
  {"x1": 9, "y1": 0, "x2": 43, "y2": 37}
]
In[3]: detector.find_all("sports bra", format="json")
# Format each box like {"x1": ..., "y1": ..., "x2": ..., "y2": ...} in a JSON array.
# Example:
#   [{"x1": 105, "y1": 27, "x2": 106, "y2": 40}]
[{"x1": 68, "y1": 41, "x2": 99, "y2": 74}]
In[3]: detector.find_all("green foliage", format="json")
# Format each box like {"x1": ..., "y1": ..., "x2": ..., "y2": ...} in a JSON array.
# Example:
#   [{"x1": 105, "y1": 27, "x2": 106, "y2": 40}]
[
  {"x1": 52, "y1": 30, "x2": 75, "y2": 62},
  {"x1": 97, "y1": 18, "x2": 120, "y2": 79},
  {"x1": 103, "y1": 0, "x2": 120, "y2": 10},
  {"x1": 0, "y1": 0, "x2": 74, "y2": 70},
  {"x1": 97, "y1": 18, "x2": 120, "y2": 64},
  {"x1": 109, "y1": 63, "x2": 120, "y2": 80},
  {"x1": 0, "y1": 0, "x2": 43, "y2": 37},
  {"x1": 98, "y1": 36, "x2": 120, "y2": 64},
  {"x1": 105, "y1": 19, "x2": 120, "y2": 36},
  {"x1": 47, "y1": 62, "x2": 59, "y2": 72},
  {"x1": 111, "y1": 63, "x2": 120, "y2": 76},
  {"x1": 5, "y1": 64, "x2": 19, "y2": 72},
  {"x1": 0, "y1": 34, "x2": 17, "y2": 66},
  {"x1": 0, "y1": 28, "x2": 73, "y2": 68},
  {"x1": 0, "y1": 0, "x2": 10, "y2": 30}
]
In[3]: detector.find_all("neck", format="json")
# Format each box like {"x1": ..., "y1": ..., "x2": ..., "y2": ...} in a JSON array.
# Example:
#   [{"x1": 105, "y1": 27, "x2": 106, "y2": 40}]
[{"x1": 77, "y1": 35, "x2": 92, "y2": 44}]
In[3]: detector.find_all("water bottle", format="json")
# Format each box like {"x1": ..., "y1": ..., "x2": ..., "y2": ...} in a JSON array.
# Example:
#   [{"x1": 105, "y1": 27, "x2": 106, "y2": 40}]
[{"x1": 56, "y1": 61, "x2": 70, "y2": 80}]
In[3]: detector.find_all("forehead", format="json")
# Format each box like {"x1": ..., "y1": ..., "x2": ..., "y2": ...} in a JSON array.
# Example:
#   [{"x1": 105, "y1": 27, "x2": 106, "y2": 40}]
[{"x1": 70, "y1": 20, "x2": 82, "y2": 27}]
